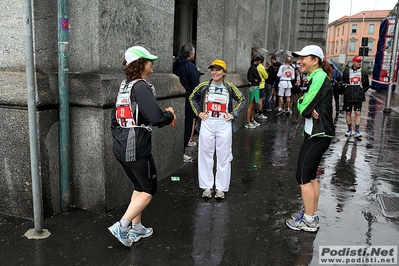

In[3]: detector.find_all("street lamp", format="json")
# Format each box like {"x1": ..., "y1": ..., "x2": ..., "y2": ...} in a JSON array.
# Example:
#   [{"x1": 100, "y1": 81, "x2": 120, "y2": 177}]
[
  {"x1": 345, "y1": 0, "x2": 353, "y2": 65},
  {"x1": 361, "y1": 11, "x2": 366, "y2": 64}
]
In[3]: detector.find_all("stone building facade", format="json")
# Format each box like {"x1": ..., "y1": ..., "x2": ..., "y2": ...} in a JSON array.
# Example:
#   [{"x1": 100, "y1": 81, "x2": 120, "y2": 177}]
[
  {"x1": 326, "y1": 10, "x2": 391, "y2": 68},
  {"x1": 0, "y1": 0, "x2": 329, "y2": 218}
]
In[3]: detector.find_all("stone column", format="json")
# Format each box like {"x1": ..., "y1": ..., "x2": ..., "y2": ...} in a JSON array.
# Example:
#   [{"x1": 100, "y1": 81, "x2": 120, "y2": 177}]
[{"x1": 0, "y1": 0, "x2": 186, "y2": 217}]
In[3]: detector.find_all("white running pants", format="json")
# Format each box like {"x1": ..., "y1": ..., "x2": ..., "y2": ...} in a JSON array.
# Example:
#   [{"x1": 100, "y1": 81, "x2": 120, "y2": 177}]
[{"x1": 198, "y1": 119, "x2": 233, "y2": 192}]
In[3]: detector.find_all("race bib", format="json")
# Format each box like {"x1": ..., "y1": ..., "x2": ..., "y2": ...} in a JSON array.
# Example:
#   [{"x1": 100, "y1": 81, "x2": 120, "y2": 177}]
[
  {"x1": 349, "y1": 69, "x2": 362, "y2": 85},
  {"x1": 206, "y1": 102, "x2": 227, "y2": 112},
  {"x1": 206, "y1": 85, "x2": 229, "y2": 119}
]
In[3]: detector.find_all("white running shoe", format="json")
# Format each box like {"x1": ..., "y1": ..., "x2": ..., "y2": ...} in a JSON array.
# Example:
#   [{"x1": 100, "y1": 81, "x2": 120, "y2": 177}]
[
  {"x1": 183, "y1": 154, "x2": 193, "y2": 163},
  {"x1": 202, "y1": 188, "x2": 212, "y2": 198},
  {"x1": 187, "y1": 140, "x2": 197, "y2": 147},
  {"x1": 215, "y1": 189, "x2": 225, "y2": 199},
  {"x1": 245, "y1": 123, "x2": 256, "y2": 129}
]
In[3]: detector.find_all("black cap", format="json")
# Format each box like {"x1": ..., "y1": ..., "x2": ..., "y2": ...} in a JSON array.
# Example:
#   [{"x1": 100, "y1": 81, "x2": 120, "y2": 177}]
[{"x1": 251, "y1": 54, "x2": 263, "y2": 62}]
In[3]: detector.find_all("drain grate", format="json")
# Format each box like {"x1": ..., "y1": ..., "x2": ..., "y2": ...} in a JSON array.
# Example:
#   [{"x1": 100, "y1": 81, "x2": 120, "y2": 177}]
[{"x1": 377, "y1": 194, "x2": 399, "y2": 218}]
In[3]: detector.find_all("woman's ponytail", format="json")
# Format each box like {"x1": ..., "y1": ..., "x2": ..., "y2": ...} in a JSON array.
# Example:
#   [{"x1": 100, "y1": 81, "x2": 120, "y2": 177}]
[{"x1": 321, "y1": 59, "x2": 332, "y2": 79}]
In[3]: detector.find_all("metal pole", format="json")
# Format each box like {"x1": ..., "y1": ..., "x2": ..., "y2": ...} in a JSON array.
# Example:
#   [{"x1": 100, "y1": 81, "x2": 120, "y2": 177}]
[
  {"x1": 384, "y1": 2, "x2": 399, "y2": 113},
  {"x1": 345, "y1": 0, "x2": 353, "y2": 65},
  {"x1": 303, "y1": 0, "x2": 308, "y2": 44},
  {"x1": 361, "y1": 12, "x2": 365, "y2": 62},
  {"x1": 58, "y1": 0, "x2": 70, "y2": 211},
  {"x1": 22, "y1": 0, "x2": 43, "y2": 232},
  {"x1": 287, "y1": 0, "x2": 292, "y2": 50},
  {"x1": 278, "y1": 0, "x2": 284, "y2": 50},
  {"x1": 265, "y1": 0, "x2": 270, "y2": 50}
]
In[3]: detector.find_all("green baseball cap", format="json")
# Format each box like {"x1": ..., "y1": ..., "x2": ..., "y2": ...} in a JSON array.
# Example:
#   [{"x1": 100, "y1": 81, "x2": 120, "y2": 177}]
[{"x1": 125, "y1": 46, "x2": 158, "y2": 64}]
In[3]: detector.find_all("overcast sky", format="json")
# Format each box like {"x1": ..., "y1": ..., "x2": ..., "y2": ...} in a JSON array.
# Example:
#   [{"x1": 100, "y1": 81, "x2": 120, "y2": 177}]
[{"x1": 329, "y1": 0, "x2": 397, "y2": 23}]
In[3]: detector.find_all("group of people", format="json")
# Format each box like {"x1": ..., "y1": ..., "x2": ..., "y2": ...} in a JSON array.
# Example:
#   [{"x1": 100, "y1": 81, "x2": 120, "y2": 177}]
[
  {"x1": 107, "y1": 44, "x2": 246, "y2": 247},
  {"x1": 244, "y1": 54, "x2": 311, "y2": 129},
  {"x1": 107, "y1": 43, "x2": 369, "y2": 246}
]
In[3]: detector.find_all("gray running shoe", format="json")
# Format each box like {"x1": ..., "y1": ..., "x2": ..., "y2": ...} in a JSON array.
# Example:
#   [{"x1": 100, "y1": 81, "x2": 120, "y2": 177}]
[
  {"x1": 291, "y1": 211, "x2": 320, "y2": 228},
  {"x1": 215, "y1": 189, "x2": 225, "y2": 199},
  {"x1": 129, "y1": 226, "x2": 153, "y2": 242},
  {"x1": 202, "y1": 188, "x2": 212, "y2": 198},
  {"x1": 286, "y1": 215, "x2": 318, "y2": 232}
]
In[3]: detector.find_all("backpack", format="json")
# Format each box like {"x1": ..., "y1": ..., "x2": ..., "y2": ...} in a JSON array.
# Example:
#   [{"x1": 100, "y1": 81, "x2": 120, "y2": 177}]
[{"x1": 332, "y1": 69, "x2": 344, "y2": 95}]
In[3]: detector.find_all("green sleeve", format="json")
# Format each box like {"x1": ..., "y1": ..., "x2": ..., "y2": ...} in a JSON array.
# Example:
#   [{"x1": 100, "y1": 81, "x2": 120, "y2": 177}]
[{"x1": 297, "y1": 69, "x2": 326, "y2": 116}]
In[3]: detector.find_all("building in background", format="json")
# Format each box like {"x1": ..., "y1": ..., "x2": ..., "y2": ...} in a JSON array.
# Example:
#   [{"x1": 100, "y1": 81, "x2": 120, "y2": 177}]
[{"x1": 326, "y1": 10, "x2": 391, "y2": 69}]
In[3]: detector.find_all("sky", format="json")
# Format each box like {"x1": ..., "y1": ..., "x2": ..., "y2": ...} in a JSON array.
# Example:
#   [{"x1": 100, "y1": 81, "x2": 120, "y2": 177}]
[{"x1": 329, "y1": 0, "x2": 398, "y2": 23}]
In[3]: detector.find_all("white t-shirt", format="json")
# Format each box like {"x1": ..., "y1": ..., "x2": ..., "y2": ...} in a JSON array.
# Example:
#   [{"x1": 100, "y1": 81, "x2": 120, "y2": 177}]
[
  {"x1": 205, "y1": 83, "x2": 230, "y2": 121},
  {"x1": 277, "y1": 64, "x2": 295, "y2": 88}
]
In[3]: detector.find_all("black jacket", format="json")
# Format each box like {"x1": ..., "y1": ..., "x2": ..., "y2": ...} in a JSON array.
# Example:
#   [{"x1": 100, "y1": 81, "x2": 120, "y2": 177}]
[
  {"x1": 247, "y1": 64, "x2": 261, "y2": 86},
  {"x1": 341, "y1": 67, "x2": 369, "y2": 102},
  {"x1": 173, "y1": 57, "x2": 200, "y2": 95},
  {"x1": 266, "y1": 64, "x2": 280, "y2": 85}
]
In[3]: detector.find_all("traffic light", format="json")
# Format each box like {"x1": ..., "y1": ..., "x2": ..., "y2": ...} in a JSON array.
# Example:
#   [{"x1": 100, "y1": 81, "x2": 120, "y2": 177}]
[
  {"x1": 361, "y1": 37, "x2": 369, "y2": 47},
  {"x1": 359, "y1": 47, "x2": 369, "y2": 56}
]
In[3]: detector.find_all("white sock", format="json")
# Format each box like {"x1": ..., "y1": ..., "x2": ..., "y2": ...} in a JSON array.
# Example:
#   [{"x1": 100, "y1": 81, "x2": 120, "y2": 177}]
[
  {"x1": 304, "y1": 214, "x2": 315, "y2": 223},
  {"x1": 119, "y1": 218, "x2": 131, "y2": 229},
  {"x1": 132, "y1": 222, "x2": 144, "y2": 231}
]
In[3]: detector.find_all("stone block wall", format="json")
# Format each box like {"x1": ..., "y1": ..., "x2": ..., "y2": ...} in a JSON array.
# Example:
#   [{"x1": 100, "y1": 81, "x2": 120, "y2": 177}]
[{"x1": 0, "y1": 0, "x2": 329, "y2": 218}]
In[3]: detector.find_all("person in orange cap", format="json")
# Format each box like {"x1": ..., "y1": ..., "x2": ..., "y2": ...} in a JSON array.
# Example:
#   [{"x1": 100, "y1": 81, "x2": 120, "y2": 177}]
[
  {"x1": 189, "y1": 59, "x2": 246, "y2": 199},
  {"x1": 341, "y1": 56, "x2": 369, "y2": 138}
]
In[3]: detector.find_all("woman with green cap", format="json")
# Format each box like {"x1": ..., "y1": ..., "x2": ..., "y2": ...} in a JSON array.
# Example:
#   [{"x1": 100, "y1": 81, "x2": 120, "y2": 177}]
[{"x1": 108, "y1": 46, "x2": 175, "y2": 246}]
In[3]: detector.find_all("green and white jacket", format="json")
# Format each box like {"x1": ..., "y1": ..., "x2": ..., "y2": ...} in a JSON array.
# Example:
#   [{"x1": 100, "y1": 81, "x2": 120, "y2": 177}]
[{"x1": 297, "y1": 68, "x2": 335, "y2": 138}]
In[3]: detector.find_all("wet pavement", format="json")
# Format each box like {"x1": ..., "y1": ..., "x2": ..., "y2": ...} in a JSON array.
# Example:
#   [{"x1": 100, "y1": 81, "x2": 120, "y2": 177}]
[{"x1": 1, "y1": 90, "x2": 399, "y2": 266}]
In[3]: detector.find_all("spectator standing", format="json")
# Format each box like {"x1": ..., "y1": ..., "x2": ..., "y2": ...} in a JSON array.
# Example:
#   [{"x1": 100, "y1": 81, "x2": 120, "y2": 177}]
[
  {"x1": 245, "y1": 55, "x2": 262, "y2": 128},
  {"x1": 331, "y1": 63, "x2": 342, "y2": 120},
  {"x1": 341, "y1": 56, "x2": 369, "y2": 138},
  {"x1": 292, "y1": 67, "x2": 302, "y2": 105},
  {"x1": 267, "y1": 56, "x2": 280, "y2": 109},
  {"x1": 263, "y1": 61, "x2": 273, "y2": 112},
  {"x1": 286, "y1": 45, "x2": 335, "y2": 232},
  {"x1": 277, "y1": 56, "x2": 295, "y2": 114},
  {"x1": 108, "y1": 46, "x2": 175, "y2": 246},
  {"x1": 189, "y1": 59, "x2": 246, "y2": 199},
  {"x1": 256, "y1": 55, "x2": 269, "y2": 119},
  {"x1": 173, "y1": 43, "x2": 200, "y2": 162}
]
